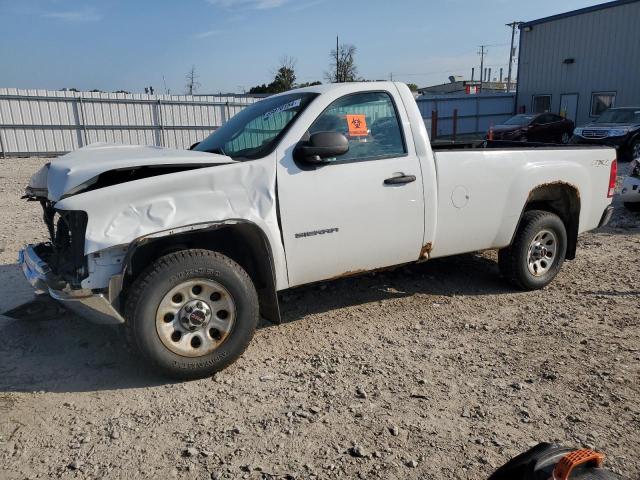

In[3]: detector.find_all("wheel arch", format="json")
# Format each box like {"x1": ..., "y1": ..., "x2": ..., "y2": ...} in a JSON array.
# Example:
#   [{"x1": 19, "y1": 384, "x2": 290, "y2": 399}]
[
  {"x1": 121, "y1": 221, "x2": 281, "y2": 324},
  {"x1": 511, "y1": 182, "x2": 581, "y2": 260}
]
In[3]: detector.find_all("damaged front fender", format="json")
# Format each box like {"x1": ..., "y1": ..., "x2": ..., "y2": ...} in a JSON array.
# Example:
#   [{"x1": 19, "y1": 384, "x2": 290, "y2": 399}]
[{"x1": 54, "y1": 156, "x2": 288, "y2": 290}]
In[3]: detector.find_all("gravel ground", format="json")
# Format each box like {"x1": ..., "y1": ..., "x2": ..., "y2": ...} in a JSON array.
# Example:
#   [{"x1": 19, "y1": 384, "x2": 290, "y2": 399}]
[{"x1": 0, "y1": 157, "x2": 638, "y2": 480}]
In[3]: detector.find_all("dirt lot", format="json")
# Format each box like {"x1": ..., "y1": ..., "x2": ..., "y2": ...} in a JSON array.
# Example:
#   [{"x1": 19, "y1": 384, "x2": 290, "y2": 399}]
[{"x1": 0, "y1": 157, "x2": 638, "y2": 480}]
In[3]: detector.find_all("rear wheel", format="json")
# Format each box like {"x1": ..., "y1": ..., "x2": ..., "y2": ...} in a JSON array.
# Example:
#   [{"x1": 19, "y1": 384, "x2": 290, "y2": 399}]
[
  {"x1": 499, "y1": 210, "x2": 567, "y2": 290},
  {"x1": 561, "y1": 132, "x2": 571, "y2": 144},
  {"x1": 125, "y1": 249, "x2": 259, "y2": 380}
]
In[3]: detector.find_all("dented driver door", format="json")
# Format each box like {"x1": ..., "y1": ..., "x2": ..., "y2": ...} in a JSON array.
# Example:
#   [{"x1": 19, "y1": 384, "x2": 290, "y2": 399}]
[{"x1": 277, "y1": 88, "x2": 425, "y2": 287}]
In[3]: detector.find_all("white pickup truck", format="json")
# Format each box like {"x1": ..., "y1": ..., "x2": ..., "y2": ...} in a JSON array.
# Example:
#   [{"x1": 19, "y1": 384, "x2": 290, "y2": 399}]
[{"x1": 19, "y1": 82, "x2": 616, "y2": 379}]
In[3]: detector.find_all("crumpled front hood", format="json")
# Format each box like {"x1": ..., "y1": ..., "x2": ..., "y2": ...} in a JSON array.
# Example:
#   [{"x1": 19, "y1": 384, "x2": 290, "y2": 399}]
[{"x1": 28, "y1": 142, "x2": 233, "y2": 201}]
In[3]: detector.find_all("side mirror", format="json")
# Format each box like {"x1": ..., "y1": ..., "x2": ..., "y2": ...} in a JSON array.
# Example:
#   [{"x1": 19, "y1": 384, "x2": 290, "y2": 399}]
[{"x1": 294, "y1": 132, "x2": 349, "y2": 165}]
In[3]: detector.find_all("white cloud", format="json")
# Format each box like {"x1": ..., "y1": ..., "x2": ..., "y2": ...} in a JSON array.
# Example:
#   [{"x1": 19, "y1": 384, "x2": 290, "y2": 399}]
[
  {"x1": 43, "y1": 9, "x2": 102, "y2": 22},
  {"x1": 206, "y1": 0, "x2": 288, "y2": 10},
  {"x1": 195, "y1": 29, "x2": 224, "y2": 39}
]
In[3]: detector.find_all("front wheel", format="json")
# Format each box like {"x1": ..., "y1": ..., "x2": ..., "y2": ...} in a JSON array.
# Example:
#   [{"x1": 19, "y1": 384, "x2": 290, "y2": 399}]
[
  {"x1": 561, "y1": 132, "x2": 571, "y2": 144},
  {"x1": 124, "y1": 249, "x2": 259, "y2": 380},
  {"x1": 499, "y1": 210, "x2": 567, "y2": 290}
]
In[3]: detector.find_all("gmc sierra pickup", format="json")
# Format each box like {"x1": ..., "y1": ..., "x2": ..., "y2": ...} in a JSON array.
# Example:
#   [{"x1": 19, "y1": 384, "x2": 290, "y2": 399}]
[{"x1": 19, "y1": 82, "x2": 616, "y2": 379}]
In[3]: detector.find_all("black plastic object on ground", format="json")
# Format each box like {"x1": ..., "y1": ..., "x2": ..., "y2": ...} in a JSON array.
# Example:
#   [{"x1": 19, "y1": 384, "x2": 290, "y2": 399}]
[{"x1": 489, "y1": 442, "x2": 624, "y2": 480}]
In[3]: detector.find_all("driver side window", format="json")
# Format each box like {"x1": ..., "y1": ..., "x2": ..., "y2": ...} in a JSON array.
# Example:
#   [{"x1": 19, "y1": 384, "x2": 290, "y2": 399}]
[{"x1": 308, "y1": 92, "x2": 406, "y2": 163}]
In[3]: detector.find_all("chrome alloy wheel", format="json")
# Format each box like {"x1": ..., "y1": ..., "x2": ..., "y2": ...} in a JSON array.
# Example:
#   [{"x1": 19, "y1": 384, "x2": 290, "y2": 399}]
[
  {"x1": 527, "y1": 229, "x2": 558, "y2": 277},
  {"x1": 155, "y1": 279, "x2": 236, "y2": 357},
  {"x1": 561, "y1": 132, "x2": 570, "y2": 144}
]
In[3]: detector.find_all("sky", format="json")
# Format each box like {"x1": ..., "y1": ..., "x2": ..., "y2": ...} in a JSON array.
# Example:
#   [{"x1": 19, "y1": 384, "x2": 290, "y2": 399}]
[{"x1": 0, "y1": 0, "x2": 606, "y2": 94}]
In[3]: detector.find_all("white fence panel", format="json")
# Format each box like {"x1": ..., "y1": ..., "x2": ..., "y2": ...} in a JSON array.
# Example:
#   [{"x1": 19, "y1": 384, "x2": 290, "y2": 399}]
[
  {"x1": 0, "y1": 88, "x2": 517, "y2": 156},
  {"x1": 417, "y1": 92, "x2": 515, "y2": 138},
  {"x1": 0, "y1": 88, "x2": 259, "y2": 157}
]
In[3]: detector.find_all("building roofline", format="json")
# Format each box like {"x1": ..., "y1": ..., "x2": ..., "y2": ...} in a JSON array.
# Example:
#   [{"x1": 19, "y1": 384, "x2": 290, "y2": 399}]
[{"x1": 520, "y1": 0, "x2": 640, "y2": 28}]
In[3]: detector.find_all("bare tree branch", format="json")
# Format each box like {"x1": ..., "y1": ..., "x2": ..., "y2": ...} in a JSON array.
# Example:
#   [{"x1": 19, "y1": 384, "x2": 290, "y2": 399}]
[
  {"x1": 185, "y1": 65, "x2": 201, "y2": 95},
  {"x1": 326, "y1": 44, "x2": 359, "y2": 83}
]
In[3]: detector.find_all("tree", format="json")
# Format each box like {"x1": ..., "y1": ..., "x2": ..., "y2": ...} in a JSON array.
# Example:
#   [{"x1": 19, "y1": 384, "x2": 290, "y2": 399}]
[
  {"x1": 270, "y1": 56, "x2": 297, "y2": 93},
  {"x1": 185, "y1": 65, "x2": 201, "y2": 95},
  {"x1": 407, "y1": 83, "x2": 419, "y2": 92},
  {"x1": 248, "y1": 84, "x2": 270, "y2": 94},
  {"x1": 248, "y1": 56, "x2": 311, "y2": 94},
  {"x1": 296, "y1": 81, "x2": 322, "y2": 89},
  {"x1": 326, "y1": 43, "x2": 359, "y2": 83}
]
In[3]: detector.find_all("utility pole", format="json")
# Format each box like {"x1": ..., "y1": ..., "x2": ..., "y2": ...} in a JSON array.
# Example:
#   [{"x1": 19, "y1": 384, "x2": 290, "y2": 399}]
[
  {"x1": 336, "y1": 35, "x2": 340, "y2": 83},
  {"x1": 506, "y1": 21, "x2": 521, "y2": 92},
  {"x1": 478, "y1": 45, "x2": 487, "y2": 93}
]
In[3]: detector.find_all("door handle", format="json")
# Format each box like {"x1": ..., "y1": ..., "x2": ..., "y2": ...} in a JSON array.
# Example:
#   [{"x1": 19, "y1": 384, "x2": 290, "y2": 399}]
[{"x1": 384, "y1": 174, "x2": 416, "y2": 185}]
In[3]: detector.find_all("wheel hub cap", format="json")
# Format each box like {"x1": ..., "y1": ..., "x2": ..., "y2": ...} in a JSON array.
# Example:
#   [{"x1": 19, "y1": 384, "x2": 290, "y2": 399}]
[
  {"x1": 527, "y1": 229, "x2": 558, "y2": 277},
  {"x1": 180, "y1": 300, "x2": 212, "y2": 330},
  {"x1": 155, "y1": 279, "x2": 236, "y2": 357}
]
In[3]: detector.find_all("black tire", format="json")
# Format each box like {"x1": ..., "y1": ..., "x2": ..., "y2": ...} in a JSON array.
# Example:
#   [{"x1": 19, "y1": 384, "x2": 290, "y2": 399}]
[
  {"x1": 498, "y1": 210, "x2": 567, "y2": 290},
  {"x1": 629, "y1": 138, "x2": 640, "y2": 162},
  {"x1": 124, "y1": 249, "x2": 259, "y2": 380},
  {"x1": 624, "y1": 201, "x2": 640, "y2": 212}
]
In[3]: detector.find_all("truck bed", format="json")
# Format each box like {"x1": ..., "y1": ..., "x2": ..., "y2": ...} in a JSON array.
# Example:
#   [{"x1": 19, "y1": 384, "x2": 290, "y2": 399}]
[{"x1": 428, "y1": 145, "x2": 615, "y2": 259}]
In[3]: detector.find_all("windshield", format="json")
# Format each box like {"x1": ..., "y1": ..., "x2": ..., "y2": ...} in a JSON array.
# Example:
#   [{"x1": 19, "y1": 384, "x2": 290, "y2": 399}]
[
  {"x1": 504, "y1": 114, "x2": 536, "y2": 125},
  {"x1": 595, "y1": 109, "x2": 640, "y2": 124},
  {"x1": 194, "y1": 92, "x2": 317, "y2": 160}
]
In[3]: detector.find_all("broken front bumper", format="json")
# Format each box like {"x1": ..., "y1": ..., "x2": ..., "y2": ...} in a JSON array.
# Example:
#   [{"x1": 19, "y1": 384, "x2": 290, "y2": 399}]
[{"x1": 18, "y1": 244, "x2": 125, "y2": 325}]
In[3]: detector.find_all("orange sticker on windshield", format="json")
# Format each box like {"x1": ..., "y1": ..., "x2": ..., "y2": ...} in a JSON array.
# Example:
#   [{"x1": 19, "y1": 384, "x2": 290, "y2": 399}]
[{"x1": 346, "y1": 114, "x2": 368, "y2": 137}]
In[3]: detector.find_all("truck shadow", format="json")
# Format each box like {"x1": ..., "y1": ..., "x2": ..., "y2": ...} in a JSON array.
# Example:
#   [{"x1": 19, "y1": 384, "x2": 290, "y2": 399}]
[
  {"x1": 275, "y1": 252, "x2": 511, "y2": 325},
  {"x1": 0, "y1": 295, "x2": 167, "y2": 394},
  {"x1": 0, "y1": 253, "x2": 509, "y2": 394}
]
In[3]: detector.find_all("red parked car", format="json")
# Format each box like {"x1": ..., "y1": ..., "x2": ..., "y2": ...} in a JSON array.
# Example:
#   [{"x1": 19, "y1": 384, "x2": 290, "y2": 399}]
[{"x1": 488, "y1": 113, "x2": 575, "y2": 144}]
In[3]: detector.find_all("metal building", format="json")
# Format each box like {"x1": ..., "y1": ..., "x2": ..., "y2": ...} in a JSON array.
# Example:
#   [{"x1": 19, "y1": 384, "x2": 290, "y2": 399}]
[{"x1": 516, "y1": 0, "x2": 640, "y2": 127}]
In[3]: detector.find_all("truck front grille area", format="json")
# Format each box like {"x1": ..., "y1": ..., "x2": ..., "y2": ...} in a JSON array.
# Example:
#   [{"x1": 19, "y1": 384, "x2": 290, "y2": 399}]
[
  {"x1": 40, "y1": 201, "x2": 89, "y2": 287},
  {"x1": 582, "y1": 129, "x2": 608, "y2": 139}
]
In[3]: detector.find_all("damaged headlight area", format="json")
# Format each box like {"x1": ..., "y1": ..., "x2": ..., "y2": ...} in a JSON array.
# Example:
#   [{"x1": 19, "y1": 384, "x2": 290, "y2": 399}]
[
  {"x1": 23, "y1": 162, "x2": 51, "y2": 200},
  {"x1": 39, "y1": 201, "x2": 89, "y2": 287}
]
